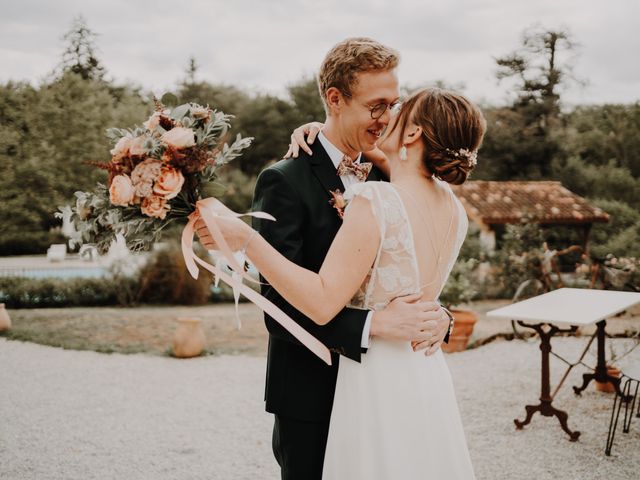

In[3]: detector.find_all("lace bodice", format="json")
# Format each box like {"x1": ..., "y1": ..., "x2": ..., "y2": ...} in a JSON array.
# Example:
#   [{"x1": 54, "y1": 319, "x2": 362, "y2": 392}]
[{"x1": 344, "y1": 181, "x2": 468, "y2": 311}]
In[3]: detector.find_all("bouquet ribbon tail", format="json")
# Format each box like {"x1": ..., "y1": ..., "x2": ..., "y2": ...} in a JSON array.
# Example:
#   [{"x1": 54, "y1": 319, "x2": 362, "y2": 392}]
[{"x1": 181, "y1": 197, "x2": 332, "y2": 366}]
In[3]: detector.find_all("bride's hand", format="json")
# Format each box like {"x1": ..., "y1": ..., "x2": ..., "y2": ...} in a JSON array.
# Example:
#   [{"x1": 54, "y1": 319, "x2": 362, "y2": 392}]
[
  {"x1": 284, "y1": 121, "x2": 324, "y2": 158},
  {"x1": 195, "y1": 216, "x2": 253, "y2": 252},
  {"x1": 363, "y1": 147, "x2": 390, "y2": 177}
]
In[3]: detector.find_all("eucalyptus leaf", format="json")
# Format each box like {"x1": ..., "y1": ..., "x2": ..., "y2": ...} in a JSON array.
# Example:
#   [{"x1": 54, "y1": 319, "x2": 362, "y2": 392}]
[
  {"x1": 170, "y1": 104, "x2": 190, "y2": 120},
  {"x1": 161, "y1": 92, "x2": 179, "y2": 107}
]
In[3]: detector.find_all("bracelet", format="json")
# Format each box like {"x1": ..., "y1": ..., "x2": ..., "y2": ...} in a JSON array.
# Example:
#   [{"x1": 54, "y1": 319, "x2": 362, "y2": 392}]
[
  {"x1": 241, "y1": 229, "x2": 258, "y2": 255},
  {"x1": 443, "y1": 308, "x2": 455, "y2": 336}
]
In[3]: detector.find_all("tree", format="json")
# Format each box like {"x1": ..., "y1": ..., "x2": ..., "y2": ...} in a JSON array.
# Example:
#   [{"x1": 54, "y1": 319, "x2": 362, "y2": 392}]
[
  {"x1": 477, "y1": 26, "x2": 579, "y2": 179},
  {"x1": 59, "y1": 15, "x2": 106, "y2": 81},
  {"x1": 496, "y1": 26, "x2": 578, "y2": 117},
  {"x1": 185, "y1": 56, "x2": 198, "y2": 85},
  {"x1": 561, "y1": 103, "x2": 640, "y2": 177},
  {"x1": 286, "y1": 76, "x2": 325, "y2": 125}
]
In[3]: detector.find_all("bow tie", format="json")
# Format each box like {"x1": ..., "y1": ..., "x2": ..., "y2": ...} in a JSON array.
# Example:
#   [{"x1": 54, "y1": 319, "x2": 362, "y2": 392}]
[{"x1": 336, "y1": 155, "x2": 372, "y2": 182}]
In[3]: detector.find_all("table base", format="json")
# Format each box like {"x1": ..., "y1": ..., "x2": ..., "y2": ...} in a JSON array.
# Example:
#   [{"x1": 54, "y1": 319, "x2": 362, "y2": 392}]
[
  {"x1": 573, "y1": 320, "x2": 625, "y2": 398},
  {"x1": 515, "y1": 400, "x2": 581, "y2": 441},
  {"x1": 515, "y1": 321, "x2": 581, "y2": 441}
]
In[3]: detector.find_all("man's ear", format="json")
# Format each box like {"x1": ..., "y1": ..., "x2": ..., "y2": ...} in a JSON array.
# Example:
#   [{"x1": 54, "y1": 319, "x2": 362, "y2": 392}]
[
  {"x1": 325, "y1": 87, "x2": 344, "y2": 115},
  {"x1": 403, "y1": 125, "x2": 423, "y2": 146}
]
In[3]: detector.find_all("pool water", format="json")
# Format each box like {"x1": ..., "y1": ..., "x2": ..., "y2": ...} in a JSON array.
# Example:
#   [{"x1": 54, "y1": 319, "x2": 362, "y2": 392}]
[{"x1": 0, "y1": 267, "x2": 108, "y2": 279}]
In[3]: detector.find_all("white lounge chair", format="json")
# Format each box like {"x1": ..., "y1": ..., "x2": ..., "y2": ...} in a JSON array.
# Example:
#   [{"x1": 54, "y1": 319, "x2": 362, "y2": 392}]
[{"x1": 46, "y1": 244, "x2": 67, "y2": 262}]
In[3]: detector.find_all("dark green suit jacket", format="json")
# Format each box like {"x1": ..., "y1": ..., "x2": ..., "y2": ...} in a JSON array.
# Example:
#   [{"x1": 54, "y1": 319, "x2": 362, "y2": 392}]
[{"x1": 252, "y1": 141, "x2": 386, "y2": 421}]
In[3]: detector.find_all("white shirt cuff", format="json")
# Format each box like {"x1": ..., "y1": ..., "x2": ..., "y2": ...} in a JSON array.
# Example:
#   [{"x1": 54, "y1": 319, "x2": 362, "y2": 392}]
[{"x1": 361, "y1": 312, "x2": 373, "y2": 348}]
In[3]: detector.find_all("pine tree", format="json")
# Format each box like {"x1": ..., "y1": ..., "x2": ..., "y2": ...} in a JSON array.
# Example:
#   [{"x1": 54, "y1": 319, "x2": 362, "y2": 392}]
[{"x1": 59, "y1": 15, "x2": 105, "y2": 81}]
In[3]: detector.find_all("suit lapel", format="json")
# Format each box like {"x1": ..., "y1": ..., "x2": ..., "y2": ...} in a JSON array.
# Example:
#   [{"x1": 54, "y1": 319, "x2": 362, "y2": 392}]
[{"x1": 310, "y1": 143, "x2": 346, "y2": 195}]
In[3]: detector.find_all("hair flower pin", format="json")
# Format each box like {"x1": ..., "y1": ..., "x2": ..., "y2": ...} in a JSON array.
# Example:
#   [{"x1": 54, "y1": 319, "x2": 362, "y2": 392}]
[{"x1": 446, "y1": 148, "x2": 478, "y2": 167}]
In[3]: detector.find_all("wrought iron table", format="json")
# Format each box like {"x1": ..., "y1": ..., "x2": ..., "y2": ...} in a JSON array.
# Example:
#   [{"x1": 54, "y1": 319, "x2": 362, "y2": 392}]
[{"x1": 488, "y1": 288, "x2": 640, "y2": 441}]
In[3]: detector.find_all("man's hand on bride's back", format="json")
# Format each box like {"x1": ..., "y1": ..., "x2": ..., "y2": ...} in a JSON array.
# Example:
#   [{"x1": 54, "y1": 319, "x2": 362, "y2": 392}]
[
  {"x1": 370, "y1": 293, "x2": 448, "y2": 355},
  {"x1": 284, "y1": 122, "x2": 324, "y2": 158}
]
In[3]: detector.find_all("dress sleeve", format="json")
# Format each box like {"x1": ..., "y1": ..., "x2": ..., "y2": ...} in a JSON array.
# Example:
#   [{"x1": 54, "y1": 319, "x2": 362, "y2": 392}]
[{"x1": 343, "y1": 182, "x2": 385, "y2": 239}]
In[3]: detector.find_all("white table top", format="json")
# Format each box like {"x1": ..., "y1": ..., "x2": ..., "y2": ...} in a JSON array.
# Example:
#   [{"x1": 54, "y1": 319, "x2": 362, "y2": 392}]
[{"x1": 487, "y1": 288, "x2": 640, "y2": 327}]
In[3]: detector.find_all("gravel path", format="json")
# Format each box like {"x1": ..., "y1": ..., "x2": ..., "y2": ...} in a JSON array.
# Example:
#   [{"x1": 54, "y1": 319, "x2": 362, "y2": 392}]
[{"x1": 1, "y1": 337, "x2": 639, "y2": 480}]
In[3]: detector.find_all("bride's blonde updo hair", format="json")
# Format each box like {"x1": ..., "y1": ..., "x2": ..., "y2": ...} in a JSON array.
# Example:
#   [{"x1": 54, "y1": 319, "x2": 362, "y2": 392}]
[{"x1": 393, "y1": 88, "x2": 486, "y2": 185}]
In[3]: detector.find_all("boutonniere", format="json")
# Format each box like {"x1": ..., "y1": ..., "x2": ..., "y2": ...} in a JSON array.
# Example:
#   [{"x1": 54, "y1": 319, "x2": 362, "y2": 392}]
[{"x1": 329, "y1": 189, "x2": 348, "y2": 219}]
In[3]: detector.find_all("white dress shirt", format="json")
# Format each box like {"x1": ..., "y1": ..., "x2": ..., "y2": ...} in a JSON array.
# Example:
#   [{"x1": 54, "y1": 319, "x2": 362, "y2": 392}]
[{"x1": 317, "y1": 131, "x2": 373, "y2": 348}]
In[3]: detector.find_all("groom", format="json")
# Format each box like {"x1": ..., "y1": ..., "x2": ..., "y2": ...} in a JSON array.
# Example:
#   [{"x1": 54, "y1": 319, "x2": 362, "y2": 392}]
[{"x1": 252, "y1": 38, "x2": 452, "y2": 479}]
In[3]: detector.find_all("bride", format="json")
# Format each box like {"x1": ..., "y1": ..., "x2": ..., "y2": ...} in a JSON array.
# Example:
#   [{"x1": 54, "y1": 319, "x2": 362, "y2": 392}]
[{"x1": 198, "y1": 87, "x2": 485, "y2": 479}]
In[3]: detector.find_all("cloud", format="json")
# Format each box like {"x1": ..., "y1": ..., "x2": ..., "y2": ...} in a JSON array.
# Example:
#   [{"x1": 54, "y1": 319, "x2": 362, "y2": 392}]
[{"x1": 1, "y1": 0, "x2": 638, "y2": 105}]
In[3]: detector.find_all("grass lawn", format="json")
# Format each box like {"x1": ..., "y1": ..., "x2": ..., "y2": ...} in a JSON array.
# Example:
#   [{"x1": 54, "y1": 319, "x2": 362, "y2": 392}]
[
  {"x1": 0, "y1": 303, "x2": 268, "y2": 356},
  {"x1": 1, "y1": 300, "x2": 637, "y2": 356}
]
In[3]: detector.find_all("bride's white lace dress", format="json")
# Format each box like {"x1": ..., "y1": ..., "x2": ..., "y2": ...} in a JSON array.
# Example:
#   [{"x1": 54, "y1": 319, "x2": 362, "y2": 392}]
[{"x1": 322, "y1": 180, "x2": 475, "y2": 480}]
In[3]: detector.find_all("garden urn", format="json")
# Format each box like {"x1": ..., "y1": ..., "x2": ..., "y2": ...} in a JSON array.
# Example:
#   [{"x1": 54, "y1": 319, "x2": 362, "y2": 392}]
[
  {"x1": 0, "y1": 304, "x2": 11, "y2": 332},
  {"x1": 172, "y1": 317, "x2": 206, "y2": 358},
  {"x1": 595, "y1": 365, "x2": 622, "y2": 393}
]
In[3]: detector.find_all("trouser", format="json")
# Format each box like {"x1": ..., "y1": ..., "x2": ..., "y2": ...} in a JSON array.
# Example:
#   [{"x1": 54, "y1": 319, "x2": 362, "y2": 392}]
[{"x1": 272, "y1": 414, "x2": 331, "y2": 480}]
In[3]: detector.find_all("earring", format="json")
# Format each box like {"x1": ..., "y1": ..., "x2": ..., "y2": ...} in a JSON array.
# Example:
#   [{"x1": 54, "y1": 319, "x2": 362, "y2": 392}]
[{"x1": 399, "y1": 145, "x2": 407, "y2": 161}]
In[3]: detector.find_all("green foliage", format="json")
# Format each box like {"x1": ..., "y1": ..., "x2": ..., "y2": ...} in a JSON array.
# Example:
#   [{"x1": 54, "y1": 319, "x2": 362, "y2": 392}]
[
  {"x1": 478, "y1": 26, "x2": 577, "y2": 180},
  {"x1": 0, "y1": 73, "x2": 148, "y2": 255},
  {"x1": 490, "y1": 220, "x2": 547, "y2": 298},
  {"x1": 474, "y1": 106, "x2": 560, "y2": 180},
  {"x1": 440, "y1": 259, "x2": 479, "y2": 308},
  {"x1": 562, "y1": 103, "x2": 640, "y2": 177},
  {"x1": 552, "y1": 156, "x2": 640, "y2": 209},
  {"x1": 215, "y1": 168, "x2": 258, "y2": 213},
  {"x1": 0, "y1": 276, "x2": 127, "y2": 308},
  {"x1": 233, "y1": 94, "x2": 295, "y2": 175},
  {"x1": 588, "y1": 199, "x2": 640, "y2": 258},
  {"x1": 287, "y1": 76, "x2": 326, "y2": 124}
]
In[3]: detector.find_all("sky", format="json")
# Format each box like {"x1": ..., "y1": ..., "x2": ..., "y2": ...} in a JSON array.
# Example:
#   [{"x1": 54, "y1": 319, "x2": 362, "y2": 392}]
[{"x1": 1, "y1": 0, "x2": 639, "y2": 107}]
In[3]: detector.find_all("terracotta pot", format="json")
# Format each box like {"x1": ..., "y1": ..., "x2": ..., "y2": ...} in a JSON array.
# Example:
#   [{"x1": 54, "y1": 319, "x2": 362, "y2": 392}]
[
  {"x1": 172, "y1": 318, "x2": 206, "y2": 358},
  {"x1": 442, "y1": 309, "x2": 478, "y2": 353},
  {"x1": 595, "y1": 366, "x2": 621, "y2": 393},
  {"x1": 0, "y1": 303, "x2": 11, "y2": 332}
]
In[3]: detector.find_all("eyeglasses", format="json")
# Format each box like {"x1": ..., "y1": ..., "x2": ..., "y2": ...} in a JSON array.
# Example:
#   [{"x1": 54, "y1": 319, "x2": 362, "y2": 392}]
[{"x1": 341, "y1": 91, "x2": 402, "y2": 120}]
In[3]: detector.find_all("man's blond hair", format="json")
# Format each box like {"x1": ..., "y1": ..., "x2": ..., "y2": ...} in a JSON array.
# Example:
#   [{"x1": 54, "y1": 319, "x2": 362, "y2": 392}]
[{"x1": 318, "y1": 37, "x2": 400, "y2": 114}]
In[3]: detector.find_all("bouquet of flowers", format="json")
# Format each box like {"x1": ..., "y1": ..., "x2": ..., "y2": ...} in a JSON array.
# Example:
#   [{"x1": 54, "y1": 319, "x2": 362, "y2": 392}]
[
  {"x1": 56, "y1": 95, "x2": 252, "y2": 253},
  {"x1": 56, "y1": 96, "x2": 333, "y2": 366}
]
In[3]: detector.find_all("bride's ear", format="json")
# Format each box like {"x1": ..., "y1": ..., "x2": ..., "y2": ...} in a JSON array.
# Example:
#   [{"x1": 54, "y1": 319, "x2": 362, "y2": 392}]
[{"x1": 402, "y1": 125, "x2": 423, "y2": 147}]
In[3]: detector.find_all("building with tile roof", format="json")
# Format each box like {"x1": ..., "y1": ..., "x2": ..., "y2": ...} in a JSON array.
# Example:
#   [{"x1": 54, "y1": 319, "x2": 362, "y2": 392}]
[{"x1": 451, "y1": 181, "x2": 609, "y2": 251}]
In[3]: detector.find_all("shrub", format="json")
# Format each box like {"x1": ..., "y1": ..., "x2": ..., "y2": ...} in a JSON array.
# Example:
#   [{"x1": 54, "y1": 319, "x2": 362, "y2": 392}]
[
  {"x1": 0, "y1": 276, "x2": 126, "y2": 308},
  {"x1": 136, "y1": 243, "x2": 213, "y2": 305},
  {"x1": 440, "y1": 259, "x2": 479, "y2": 308}
]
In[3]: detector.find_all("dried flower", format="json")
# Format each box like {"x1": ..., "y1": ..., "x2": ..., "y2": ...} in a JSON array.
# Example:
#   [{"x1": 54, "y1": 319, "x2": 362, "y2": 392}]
[
  {"x1": 329, "y1": 189, "x2": 347, "y2": 219},
  {"x1": 445, "y1": 147, "x2": 478, "y2": 167}
]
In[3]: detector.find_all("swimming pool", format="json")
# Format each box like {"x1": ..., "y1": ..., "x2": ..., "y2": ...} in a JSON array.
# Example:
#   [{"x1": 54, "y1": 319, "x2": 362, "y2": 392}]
[{"x1": 0, "y1": 267, "x2": 108, "y2": 279}]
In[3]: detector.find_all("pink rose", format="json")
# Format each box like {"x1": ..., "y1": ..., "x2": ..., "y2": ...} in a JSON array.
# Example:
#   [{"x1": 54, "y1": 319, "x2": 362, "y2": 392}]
[
  {"x1": 129, "y1": 136, "x2": 147, "y2": 156},
  {"x1": 143, "y1": 112, "x2": 161, "y2": 131},
  {"x1": 161, "y1": 127, "x2": 196, "y2": 149},
  {"x1": 109, "y1": 174, "x2": 136, "y2": 207},
  {"x1": 141, "y1": 194, "x2": 169, "y2": 219},
  {"x1": 153, "y1": 166, "x2": 185, "y2": 199},
  {"x1": 110, "y1": 135, "x2": 133, "y2": 161}
]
